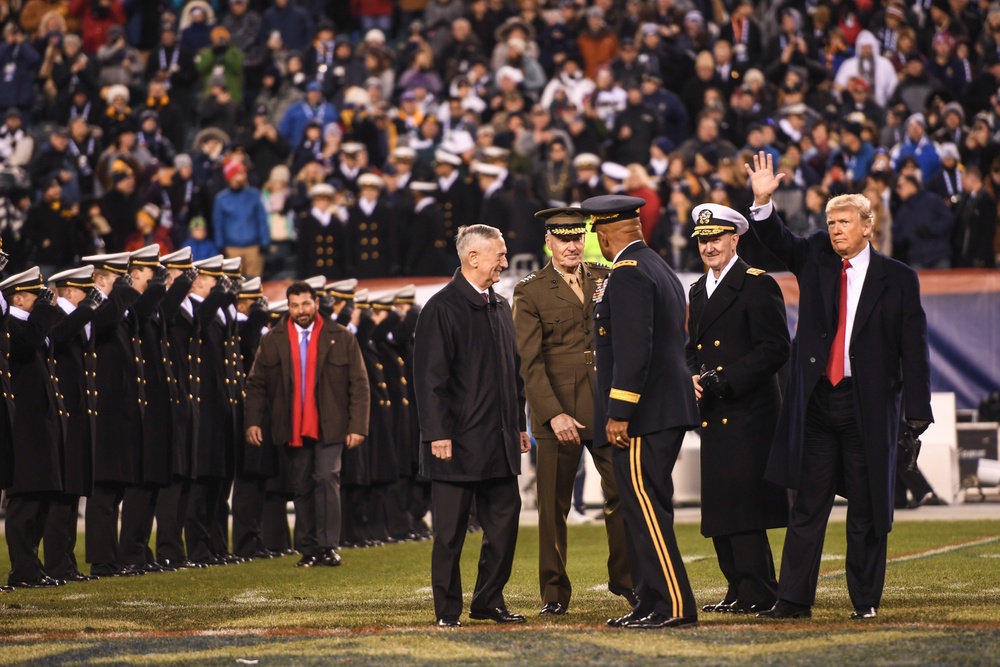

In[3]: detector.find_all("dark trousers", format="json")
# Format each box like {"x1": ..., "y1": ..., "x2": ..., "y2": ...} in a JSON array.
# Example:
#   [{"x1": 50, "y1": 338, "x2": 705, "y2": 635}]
[
  {"x1": 5, "y1": 493, "x2": 50, "y2": 583},
  {"x1": 386, "y1": 477, "x2": 414, "y2": 539},
  {"x1": 232, "y1": 474, "x2": 266, "y2": 557},
  {"x1": 288, "y1": 441, "x2": 344, "y2": 553},
  {"x1": 777, "y1": 378, "x2": 888, "y2": 609},
  {"x1": 120, "y1": 485, "x2": 158, "y2": 566},
  {"x1": 430, "y1": 476, "x2": 521, "y2": 620},
  {"x1": 536, "y1": 437, "x2": 631, "y2": 607},
  {"x1": 712, "y1": 530, "x2": 778, "y2": 606},
  {"x1": 341, "y1": 485, "x2": 368, "y2": 546},
  {"x1": 262, "y1": 493, "x2": 292, "y2": 551},
  {"x1": 213, "y1": 479, "x2": 232, "y2": 555},
  {"x1": 85, "y1": 482, "x2": 125, "y2": 566},
  {"x1": 612, "y1": 429, "x2": 697, "y2": 618},
  {"x1": 155, "y1": 478, "x2": 190, "y2": 563},
  {"x1": 185, "y1": 477, "x2": 223, "y2": 562},
  {"x1": 43, "y1": 494, "x2": 80, "y2": 577}
]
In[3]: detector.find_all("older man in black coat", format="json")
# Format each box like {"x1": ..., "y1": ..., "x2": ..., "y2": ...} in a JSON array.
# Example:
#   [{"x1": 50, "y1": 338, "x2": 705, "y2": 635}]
[
  {"x1": 685, "y1": 203, "x2": 790, "y2": 615},
  {"x1": 413, "y1": 224, "x2": 531, "y2": 628},
  {"x1": 745, "y1": 152, "x2": 933, "y2": 621}
]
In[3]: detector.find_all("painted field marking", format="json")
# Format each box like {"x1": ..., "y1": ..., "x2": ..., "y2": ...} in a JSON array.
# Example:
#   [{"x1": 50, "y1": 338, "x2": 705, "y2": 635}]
[{"x1": 818, "y1": 535, "x2": 1000, "y2": 581}]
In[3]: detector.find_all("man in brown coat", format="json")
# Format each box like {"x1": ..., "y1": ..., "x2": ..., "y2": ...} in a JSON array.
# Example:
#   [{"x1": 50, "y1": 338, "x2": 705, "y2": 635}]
[
  {"x1": 513, "y1": 207, "x2": 633, "y2": 616},
  {"x1": 245, "y1": 280, "x2": 370, "y2": 568}
]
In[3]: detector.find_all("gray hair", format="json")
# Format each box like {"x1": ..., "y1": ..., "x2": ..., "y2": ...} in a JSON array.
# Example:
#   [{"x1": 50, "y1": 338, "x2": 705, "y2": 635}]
[{"x1": 455, "y1": 224, "x2": 502, "y2": 261}]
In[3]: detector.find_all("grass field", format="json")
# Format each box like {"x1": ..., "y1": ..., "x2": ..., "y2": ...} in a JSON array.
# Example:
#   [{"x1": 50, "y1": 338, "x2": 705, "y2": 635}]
[{"x1": 1, "y1": 520, "x2": 998, "y2": 665}]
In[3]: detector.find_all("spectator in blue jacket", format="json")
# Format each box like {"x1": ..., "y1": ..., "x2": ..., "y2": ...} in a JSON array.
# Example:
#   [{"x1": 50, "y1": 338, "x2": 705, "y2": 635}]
[
  {"x1": 213, "y1": 160, "x2": 269, "y2": 277},
  {"x1": 278, "y1": 81, "x2": 338, "y2": 148},
  {"x1": 835, "y1": 121, "x2": 875, "y2": 189},
  {"x1": 890, "y1": 113, "x2": 941, "y2": 183},
  {"x1": 893, "y1": 174, "x2": 954, "y2": 269},
  {"x1": 0, "y1": 25, "x2": 42, "y2": 123},
  {"x1": 260, "y1": 0, "x2": 315, "y2": 53}
]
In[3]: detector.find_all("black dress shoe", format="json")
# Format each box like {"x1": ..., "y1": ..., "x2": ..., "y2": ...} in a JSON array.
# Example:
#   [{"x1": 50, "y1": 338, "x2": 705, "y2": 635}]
[
  {"x1": 728, "y1": 600, "x2": 774, "y2": 614},
  {"x1": 469, "y1": 606, "x2": 526, "y2": 624},
  {"x1": 0, "y1": 585, "x2": 12, "y2": 592},
  {"x1": 606, "y1": 610, "x2": 644, "y2": 628},
  {"x1": 8, "y1": 577, "x2": 63, "y2": 589},
  {"x1": 624, "y1": 612, "x2": 698, "y2": 629},
  {"x1": 319, "y1": 549, "x2": 342, "y2": 566},
  {"x1": 906, "y1": 492, "x2": 939, "y2": 509},
  {"x1": 437, "y1": 617, "x2": 462, "y2": 628},
  {"x1": 539, "y1": 602, "x2": 567, "y2": 616},
  {"x1": 251, "y1": 549, "x2": 275, "y2": 560},
  {"x1": 850, "y1": 606, "x2": 877, "y2": 620},
  {"x1": 757, "y1": 600, "x2": 812, "y2": 619},
  {"x1": 608, "y1": 583, "x2": 639, "y2": 607},
  {"x1": 91, "y1": 563, "x2": 142, "y2": 577},
  {"x1": 277, "y1": 548, "x2": 298, "y2": 557},
  {"x1": 62, "y1": 571, "x2": 99, "y2": 583},
  {"x1": 296, "y1": 554, "x2": 319, "y2": 568},
  {"x1": 702, "y1": 599, "x2": 736, "y2": 613}
]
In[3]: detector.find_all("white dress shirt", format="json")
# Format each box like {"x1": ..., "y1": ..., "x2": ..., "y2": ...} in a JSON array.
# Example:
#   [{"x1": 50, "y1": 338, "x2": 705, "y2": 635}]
[{"x1": 705, "y1": 253, "x2": 740, "y2": 299}]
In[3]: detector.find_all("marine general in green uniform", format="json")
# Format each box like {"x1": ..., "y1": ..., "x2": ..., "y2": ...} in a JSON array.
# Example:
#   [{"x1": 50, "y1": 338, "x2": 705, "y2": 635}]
[{"x1": 513, "y1": 207, "x2": 634, "y2": 617}]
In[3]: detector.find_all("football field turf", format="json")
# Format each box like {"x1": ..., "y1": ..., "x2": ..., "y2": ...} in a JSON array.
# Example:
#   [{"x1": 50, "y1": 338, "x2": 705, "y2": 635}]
[{"x1": 0, "y1": 520, "x2": 998, "y2": 665}]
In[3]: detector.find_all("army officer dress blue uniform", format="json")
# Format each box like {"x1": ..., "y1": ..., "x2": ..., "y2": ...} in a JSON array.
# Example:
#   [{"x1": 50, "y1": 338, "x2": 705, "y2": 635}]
[
  {"x1": 583, "y1": 195, "x2": 701, "y2": 629},
  {"x1": 685, "y1": 203, "x2": 790, "y2": 614}
]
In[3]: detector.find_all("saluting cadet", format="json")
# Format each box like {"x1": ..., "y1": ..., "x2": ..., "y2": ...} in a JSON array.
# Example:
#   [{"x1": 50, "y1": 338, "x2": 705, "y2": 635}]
[
  {"x1": 571, "y1": 153, "x2": 606, "y2": 204},
  {"x1": 231, "y1": 277, "x2": 276, "y2": 560},
  {"x1": 82, "y1": 251, "x2": 144, "y2": 578},
  {"x1": 324, "y1": 278, "x2": 360, "y2": 331},
  {"x1": 154, "y1": 247, "x2": 202, "y2": 569},
  {"x1": 349, "y1": 290, "x2": 396, "y2": 547},
  {"x1": 43, "y1": 266, "x2": 103, "y2": 583},
  {"x1": 260, "y1": 297, "x2": 296, "y2": 556},
  {"x1": 119, "y1": 244, "x2": 175, "y2": 574},
  {"x1": 0, "y1": 248, "x2": 14, "y2": 591},
  {"x1": 583, "y1": 194, "x2": 701, "y2": 629},
  {"x1": 513, "y1": 207, "x2": 633, "y2": 617},
  {"x1": 685, "y1": 203, "x2": 790, "y2": 615},
  {"x1": 184, "y1": 254, "x2": 238, "y2": 566},
  {"x1": 2, "y1": 268, "x2": 69, "y2": 588}
]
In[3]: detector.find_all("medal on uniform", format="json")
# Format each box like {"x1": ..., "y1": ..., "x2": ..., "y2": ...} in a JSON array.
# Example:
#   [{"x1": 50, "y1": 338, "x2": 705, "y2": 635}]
[{"x1": 593, "y1": 277, "x2": 607, "y2": 303}]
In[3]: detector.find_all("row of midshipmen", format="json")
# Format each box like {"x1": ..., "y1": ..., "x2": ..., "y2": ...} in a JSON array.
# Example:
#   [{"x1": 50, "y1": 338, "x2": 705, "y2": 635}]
[{"x1": 0, "y1": 244, "x2": 424, "y2": 589}]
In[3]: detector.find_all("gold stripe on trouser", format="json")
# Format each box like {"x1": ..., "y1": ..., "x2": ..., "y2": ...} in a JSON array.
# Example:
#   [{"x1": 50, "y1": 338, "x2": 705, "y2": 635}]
[{"x1": 629, "y1": 436, "x2": 683, "y2": 617}]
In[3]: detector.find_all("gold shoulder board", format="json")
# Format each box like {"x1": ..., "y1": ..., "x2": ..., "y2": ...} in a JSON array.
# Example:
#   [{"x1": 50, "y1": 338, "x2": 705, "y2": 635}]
[
  {"x1": 613, "y1": 259, "x2": 638, "y2": 269},
  {"x1": 746, "y1": 267, "x2": 766, "y2": 276}
]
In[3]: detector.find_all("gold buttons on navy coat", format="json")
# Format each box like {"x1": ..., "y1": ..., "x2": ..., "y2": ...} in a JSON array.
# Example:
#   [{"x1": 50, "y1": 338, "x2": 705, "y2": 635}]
[{"x1": 714, "y1": 340, "x2": 720, "y2": 347}]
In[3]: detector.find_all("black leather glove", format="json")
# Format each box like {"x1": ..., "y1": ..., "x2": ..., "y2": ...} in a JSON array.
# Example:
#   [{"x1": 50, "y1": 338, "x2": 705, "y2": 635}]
[
  {"x1": 214, "y1": 275, "x2": 233, "y2": 294},
  {"x1": 905, "y1": 419, "x2": 931, "y2": 437},
  {"x1": 150, "y1": 266, "x2": 168, "y2": 289},
  {"x1": 182, "y1": 266, "x2": 199, "y2": 282},
  {"x1": 228, "y1": 276, "x2": 244, "y2": 295},
  {"x1": 251, "y1": 296, "x2": 268, "y2": 313},
  {"x1": 114, "y1": 272, "x2": 134, "y2": 289},
  {"x1": 36, "y1": 287, "x2": 55, "y2": 306},
  {"x1": 700, "y1": 370, "x2": 732, "y2": 399},
  {"x1": 0, "y1": 251, "x2": 9, "y2": 273},
  {"x1": 79, "y1": 286, "x2": 104, "y2": 310}
]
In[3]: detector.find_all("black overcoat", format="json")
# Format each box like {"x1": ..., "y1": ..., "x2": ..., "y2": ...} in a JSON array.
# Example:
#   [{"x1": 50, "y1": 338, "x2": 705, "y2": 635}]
[
  {"x1": 165, "y1": 286, "x2": 201, "y2": 480},
  {"x1": 51, "y1": 301, "x2": 99, "y2": 497},
  {"x1": 686, "y1": 257, "x2": 790, "y2": 537},
  {"x1": 92, "y1": 282, "x2": 142, "y2": 485},
  {"x1": 0, "y1": 312, "x2": 13, "y2": 490},
  {"x1": 6, "y1": 303, "x2": 66, "y2": 495},
  {"x1": 751, "y1": 208, "x2": 933, "y2": 536},
  {"x1": 593, "y1": 242, "x2": 700, "y2": 446},
  {"x1": 354, "y1": 313, "x2": 395, "y2": 485},
  {"x1": 193, "y1": 287, "x2": 236, "y2": 479},
  {"x1": 413, "y1": 270, "x2": 526, "y2": 482}
]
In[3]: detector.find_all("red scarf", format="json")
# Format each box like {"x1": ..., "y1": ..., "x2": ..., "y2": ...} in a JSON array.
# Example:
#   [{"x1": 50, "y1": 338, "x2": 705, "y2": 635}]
[{"x1": 288, "y1": 315, "x2": 324, "y2": 446}]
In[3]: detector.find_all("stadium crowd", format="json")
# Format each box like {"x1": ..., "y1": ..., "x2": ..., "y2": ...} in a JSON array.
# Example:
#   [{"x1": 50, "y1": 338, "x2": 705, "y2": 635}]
[{"x1": 0, "y1": 0, "x2": 997, "y2": 284}]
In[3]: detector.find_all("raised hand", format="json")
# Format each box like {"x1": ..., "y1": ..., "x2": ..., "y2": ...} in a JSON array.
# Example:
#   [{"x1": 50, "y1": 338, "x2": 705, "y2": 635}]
[
  {"x1": 79, "y1": 286, "x2": 104, "y2": 310},
  {"x1": 743, "y1": 150, "x2": 784, "y2": 206},
  {"x1": 0, "y1": 252, "x2": 8, "y2": 272},
  {"x1": 182, "y1": 266, "x2": 199, "y2": 282},
  {"x1": 36, "y1": 287, "x2": 55, "y2": 306},
  {"x1": 115, "y1": 272, "x2": 134, "y2": 289}
]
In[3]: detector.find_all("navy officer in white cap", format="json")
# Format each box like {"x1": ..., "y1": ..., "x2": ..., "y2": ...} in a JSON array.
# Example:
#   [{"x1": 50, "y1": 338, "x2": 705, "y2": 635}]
[{"x1": 685, "y1": 202, "x2": 790, "y2": 615}]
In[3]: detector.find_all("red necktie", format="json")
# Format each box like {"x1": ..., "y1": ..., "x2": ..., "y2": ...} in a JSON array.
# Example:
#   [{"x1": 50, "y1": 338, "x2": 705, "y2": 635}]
[{"x1": 826, "y1": 259, "x2": 851, "y2": 386}]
